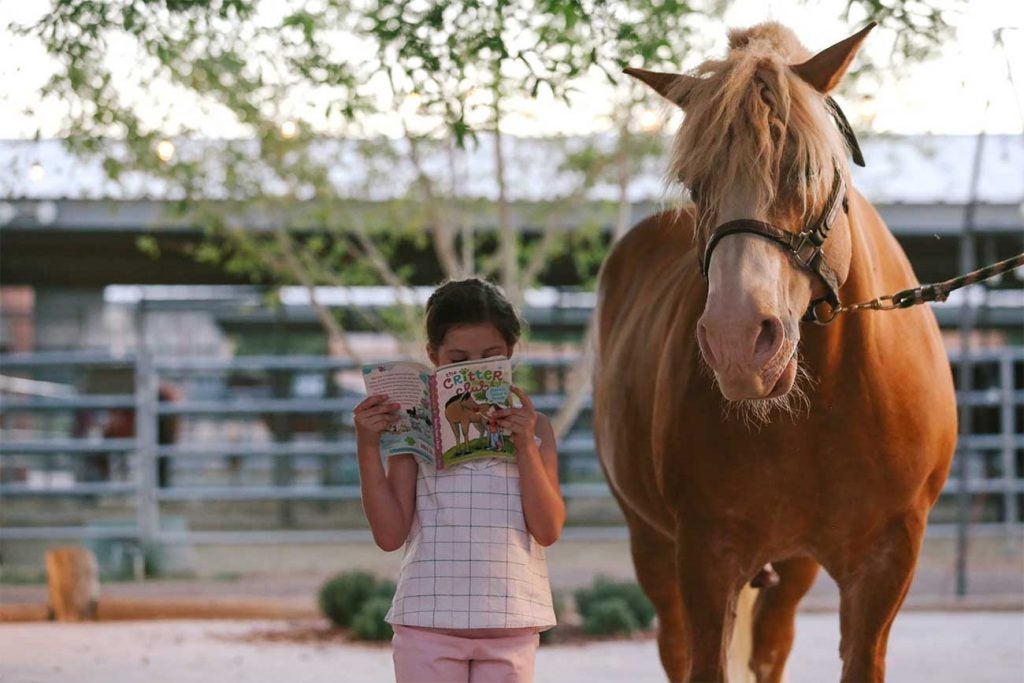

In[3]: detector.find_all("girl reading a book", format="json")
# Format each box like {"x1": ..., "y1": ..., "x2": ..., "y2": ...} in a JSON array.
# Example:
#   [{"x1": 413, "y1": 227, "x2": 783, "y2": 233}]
[{"x1": 354, "y1": 277, "x2": 564, "y2": 683}]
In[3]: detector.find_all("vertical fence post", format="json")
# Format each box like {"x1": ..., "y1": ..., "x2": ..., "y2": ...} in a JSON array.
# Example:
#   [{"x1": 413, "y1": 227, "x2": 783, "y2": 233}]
[
  {"x1": 999, "y1": 352, "x2": 1018, "y2": 541},
  {"x1": 134, "y1": 349, "x2": 159, "y2": 551}
]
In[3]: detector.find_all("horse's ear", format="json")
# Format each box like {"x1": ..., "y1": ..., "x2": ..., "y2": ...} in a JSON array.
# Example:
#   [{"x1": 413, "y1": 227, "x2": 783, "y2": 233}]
[
  {"x1": 790, "y1": 22, "x2": 876, "y2": 93},
  {"x1": 624, "y1": 67, "x2": 697, "y2": 108}
]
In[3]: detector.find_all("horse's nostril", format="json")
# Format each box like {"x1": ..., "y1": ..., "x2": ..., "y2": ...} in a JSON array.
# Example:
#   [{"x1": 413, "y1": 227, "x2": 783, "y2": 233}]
[{"x1": 754, "y1": 317, "x2": 784, "y2": 366}]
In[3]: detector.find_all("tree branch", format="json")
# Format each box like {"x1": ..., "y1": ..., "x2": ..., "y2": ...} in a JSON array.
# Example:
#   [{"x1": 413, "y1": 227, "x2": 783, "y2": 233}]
[{"x1": 272, "y1": 227, "x2": 361, "y2": 362}]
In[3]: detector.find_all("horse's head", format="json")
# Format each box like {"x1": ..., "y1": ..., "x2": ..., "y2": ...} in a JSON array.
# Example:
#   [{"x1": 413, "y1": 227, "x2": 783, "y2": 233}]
[{"x1": 628, "y1": 22, "x2": 872, "y2": 409}]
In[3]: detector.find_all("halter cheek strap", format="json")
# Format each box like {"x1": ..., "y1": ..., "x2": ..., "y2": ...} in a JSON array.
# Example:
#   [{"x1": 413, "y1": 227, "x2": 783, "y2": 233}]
[{"x1": 699, "y1": 169, "x2": 849, "y2": 324}]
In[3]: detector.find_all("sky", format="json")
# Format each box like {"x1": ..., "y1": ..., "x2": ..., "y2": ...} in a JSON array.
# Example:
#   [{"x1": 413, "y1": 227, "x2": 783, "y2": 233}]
[{"x1": 1, "y1": 0, "x2": 1023, "y2": 139}]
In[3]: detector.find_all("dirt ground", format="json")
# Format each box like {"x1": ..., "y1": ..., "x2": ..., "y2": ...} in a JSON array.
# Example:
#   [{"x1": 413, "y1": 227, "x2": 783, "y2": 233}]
[
  {"x1": 3, "y1": 533, "x2": 1022, "y2": 611},
  {"x1": 1, "y1": 612, "x2": 1022, "y2": 683}
]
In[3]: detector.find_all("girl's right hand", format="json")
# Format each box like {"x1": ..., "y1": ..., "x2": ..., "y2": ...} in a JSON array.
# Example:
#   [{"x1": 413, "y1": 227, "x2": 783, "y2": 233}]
[{"x1": 354, "y1": 394, "x2": 401, "y2": 443}]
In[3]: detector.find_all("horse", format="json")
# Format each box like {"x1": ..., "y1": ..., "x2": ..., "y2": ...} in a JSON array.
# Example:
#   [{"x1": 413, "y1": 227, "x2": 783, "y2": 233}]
[
  {"x1": 444, "y1": 392, "x2": 485, "y2": 452},
  {"x1": 593, "y1": 22, "x2": 957, "y2": 682}
]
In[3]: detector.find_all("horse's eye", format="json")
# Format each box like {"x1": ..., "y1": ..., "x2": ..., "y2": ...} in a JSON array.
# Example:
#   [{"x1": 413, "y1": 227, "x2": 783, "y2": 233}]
[{"x1": 689, "y1": 184, "x2": 701, "y2": 202}]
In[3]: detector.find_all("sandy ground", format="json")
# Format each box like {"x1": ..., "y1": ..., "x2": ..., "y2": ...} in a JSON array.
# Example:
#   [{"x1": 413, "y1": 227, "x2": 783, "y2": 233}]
[{"x1": 1, "y1": 612, "x2": 1022, "y2": 683}]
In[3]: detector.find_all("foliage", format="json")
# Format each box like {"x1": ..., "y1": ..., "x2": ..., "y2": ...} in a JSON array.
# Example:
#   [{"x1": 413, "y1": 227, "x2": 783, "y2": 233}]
[
  {"x1": 17, "y1": 0, "x2": 957, "y2": 364},
  {"x1": 318, "y1": 570, "x2": 394, "y2": 628},
  {"x1": 574, "y1": 575, "x2": 655, "y2": 630},
  {"x1": 539, "y1": 588, "x2": 567, "y2": 644},
  {"x1": 581, "y1": 597, "x2": 640, "y2": 636},
  {"x1": 350, "y1": 596, "x2": 395, "y2": 641}
]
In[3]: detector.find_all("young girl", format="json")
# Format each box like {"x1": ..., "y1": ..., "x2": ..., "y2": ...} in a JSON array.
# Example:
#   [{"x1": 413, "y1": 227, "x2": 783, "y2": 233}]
[{"x1": 354, "y1": 278, "x2": 565, "y2": 683}]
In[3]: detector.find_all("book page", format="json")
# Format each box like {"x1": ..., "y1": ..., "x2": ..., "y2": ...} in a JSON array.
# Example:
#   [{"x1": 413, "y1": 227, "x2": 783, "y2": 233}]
[
  {"x1": 433, "y1": 356, "x2": 516, "y2": 468},
  {"x1": 361, "y1": 361, "x2": 435, "y2": 465}
]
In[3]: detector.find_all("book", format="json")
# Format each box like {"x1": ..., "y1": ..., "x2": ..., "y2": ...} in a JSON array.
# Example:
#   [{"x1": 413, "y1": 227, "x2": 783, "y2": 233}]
[{"x1": 361, "y1": 356, "x2": 516, "y2": 469}]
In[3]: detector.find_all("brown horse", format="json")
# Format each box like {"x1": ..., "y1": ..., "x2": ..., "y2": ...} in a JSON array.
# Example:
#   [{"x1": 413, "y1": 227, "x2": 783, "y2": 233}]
[
  {"x1": 594, "y1": 22, "x2": 957, "y2": 683},
  {"x1": 445, "y1": 392, "x2": 485, "y2": 452}
]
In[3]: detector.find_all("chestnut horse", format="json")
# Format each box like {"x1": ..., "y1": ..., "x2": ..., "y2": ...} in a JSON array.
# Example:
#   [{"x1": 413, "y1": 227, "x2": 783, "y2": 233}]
[{"x1": 594, "y1": 22, "x2": 957, "y2": 682}]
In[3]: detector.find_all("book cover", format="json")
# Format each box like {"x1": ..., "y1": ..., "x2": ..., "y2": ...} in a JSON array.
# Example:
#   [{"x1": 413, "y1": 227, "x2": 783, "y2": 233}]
[
  {"x1": 432, "y1": 356, "x2": 515, "y2": 469},
  {"x1": 361, "y1": 361, "x2": 436, "y2": 466},
  {"x1": 360, "y1": 356, "x2": 515, "y2": 469}
]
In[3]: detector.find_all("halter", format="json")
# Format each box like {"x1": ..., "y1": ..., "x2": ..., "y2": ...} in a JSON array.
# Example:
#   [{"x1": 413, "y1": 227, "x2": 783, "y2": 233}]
[{"x1": 696, "y1": 96, "x2": 862, "y2": 326}]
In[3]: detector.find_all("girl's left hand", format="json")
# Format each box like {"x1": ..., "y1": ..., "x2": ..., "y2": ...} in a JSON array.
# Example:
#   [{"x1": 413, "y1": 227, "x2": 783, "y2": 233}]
[{"x1": 496, "y1": 386, "x2": 538, "y2": 448}]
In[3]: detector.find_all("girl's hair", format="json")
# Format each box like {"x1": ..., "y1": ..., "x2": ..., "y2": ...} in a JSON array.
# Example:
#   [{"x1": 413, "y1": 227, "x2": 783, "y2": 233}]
[{"x1": 425, "y1": 278, "x2": 522, "y2": 350}]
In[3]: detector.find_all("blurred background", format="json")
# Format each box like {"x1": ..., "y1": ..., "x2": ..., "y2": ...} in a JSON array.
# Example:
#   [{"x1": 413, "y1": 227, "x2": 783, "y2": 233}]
[{"x1": 1, "y1": 0, "x2": 1021, "y2": 615}]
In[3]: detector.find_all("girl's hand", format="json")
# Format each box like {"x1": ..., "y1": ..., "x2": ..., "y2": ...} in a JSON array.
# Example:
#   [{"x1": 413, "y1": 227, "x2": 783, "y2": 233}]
[
  {"x1": 354, "y1": 394, "x2": 400, "y2": 444},
  {"x1": 496, "y1": 386, "x2": 538, "y2": 449}
]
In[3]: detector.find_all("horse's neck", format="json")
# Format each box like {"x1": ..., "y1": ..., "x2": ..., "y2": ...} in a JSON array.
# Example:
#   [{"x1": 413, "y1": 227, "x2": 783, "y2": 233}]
[{"x1": 806, "y1": 190, "x2": 910, "y2": 361}]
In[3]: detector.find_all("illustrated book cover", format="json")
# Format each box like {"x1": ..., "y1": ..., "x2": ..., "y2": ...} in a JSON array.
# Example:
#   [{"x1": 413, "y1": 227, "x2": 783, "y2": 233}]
[{"x1": 361, "y1": 356, "x2": 516, "y2": 469}]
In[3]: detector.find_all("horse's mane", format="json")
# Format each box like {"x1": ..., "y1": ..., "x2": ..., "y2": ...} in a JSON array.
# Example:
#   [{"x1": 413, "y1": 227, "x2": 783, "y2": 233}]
[
  {"x1": 445, "y1": 393, "x2": 471, "y2": 407},
  {"x1": 667, "y1": 22, "x2": 850, "y2": 240}
]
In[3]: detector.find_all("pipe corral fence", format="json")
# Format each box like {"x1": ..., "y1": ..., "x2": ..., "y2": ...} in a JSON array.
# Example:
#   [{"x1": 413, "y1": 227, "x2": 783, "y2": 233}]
[{"x1": 1, "y1": 348, "x2": 1021, "y2": 552}]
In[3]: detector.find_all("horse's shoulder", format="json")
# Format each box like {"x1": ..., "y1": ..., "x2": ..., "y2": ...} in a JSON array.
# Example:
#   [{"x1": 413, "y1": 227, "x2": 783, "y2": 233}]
[
  {"x1": 600, "y1": 208, "x2": 694, "y2": 290},
  {"x1": 623, "y1": 207, "x2": 696, "y2": 254}
]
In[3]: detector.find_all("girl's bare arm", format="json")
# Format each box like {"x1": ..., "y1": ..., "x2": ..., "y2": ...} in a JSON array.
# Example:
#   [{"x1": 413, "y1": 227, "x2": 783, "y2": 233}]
[
  {"x1": 354, "y1": 395, "x2": 418, "y2": 551},
  {"x1": 500, "y1": 388, "x2": 565, "y2": 546}
]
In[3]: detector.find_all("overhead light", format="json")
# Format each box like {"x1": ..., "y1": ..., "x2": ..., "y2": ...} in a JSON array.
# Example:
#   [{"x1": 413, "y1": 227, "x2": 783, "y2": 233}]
[
  {"x1": 280, "y1": 120, "x2": 298, "y2": 139},
  {"x1": 156, "y1": 140, "x2": 175, "y2": 162},
  {"x1": 29, "y1": 162, "x2": 45, "y2": 183}
]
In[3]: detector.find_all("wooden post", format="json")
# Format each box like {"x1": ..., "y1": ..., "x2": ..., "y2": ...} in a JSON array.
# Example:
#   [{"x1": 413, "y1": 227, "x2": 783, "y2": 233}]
[{"x1": 45, "y1": 547, "x2": 100, "y2": 621}]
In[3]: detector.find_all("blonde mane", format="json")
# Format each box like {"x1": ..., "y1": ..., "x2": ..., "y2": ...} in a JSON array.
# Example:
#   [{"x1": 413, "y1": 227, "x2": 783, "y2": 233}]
[{"x1": 667, "y1": 22, "x2": 851, "y2": 240}]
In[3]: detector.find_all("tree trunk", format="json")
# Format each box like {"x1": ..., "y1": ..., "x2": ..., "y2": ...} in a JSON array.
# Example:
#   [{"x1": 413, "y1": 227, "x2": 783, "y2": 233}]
[{"x1": 45, "y1": 547, "x2": 100, "y2": 621}]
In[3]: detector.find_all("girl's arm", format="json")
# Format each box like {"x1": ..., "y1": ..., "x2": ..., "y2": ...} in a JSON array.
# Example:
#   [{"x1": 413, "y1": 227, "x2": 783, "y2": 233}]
[
  {"x1": 499, "y1": 387, "x2": 565, "y2": 547},
  {"x1": 354, "y1": 395, "x2": 418, "y2": 551}
]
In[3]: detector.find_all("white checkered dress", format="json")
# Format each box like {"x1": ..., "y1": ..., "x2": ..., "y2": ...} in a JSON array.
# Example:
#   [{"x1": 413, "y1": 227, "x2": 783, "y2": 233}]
[{"x1": 385, "y1": 448, "x2": 557, "y2": 630}]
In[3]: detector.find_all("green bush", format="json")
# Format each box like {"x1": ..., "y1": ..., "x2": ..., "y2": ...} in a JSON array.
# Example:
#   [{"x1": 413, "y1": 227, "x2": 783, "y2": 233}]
[
  {"x1": 539, "y1": 589, "x2": 566, "y2": 644},
  {"x1": 351, "y1": 596, "x2": 395, "y2": 641},
  {"x1": 581, "y1": 597, "x2": 639, "y2": 636},
  {"x1": 319, "y1": 571, "x2": 388, "y2": 627},
  {"x1": 574, "y1": 576, "x2": 655, "y2": 630},
  {"x1": 373, "y1": 579, "x2": 397, "y2": 600}
]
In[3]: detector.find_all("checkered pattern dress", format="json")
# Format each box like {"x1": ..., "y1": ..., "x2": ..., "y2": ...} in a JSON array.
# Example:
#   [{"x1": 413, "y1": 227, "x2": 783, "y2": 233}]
[{"x1": 385, "y1": 448, "x2": 557, "y2": 630}]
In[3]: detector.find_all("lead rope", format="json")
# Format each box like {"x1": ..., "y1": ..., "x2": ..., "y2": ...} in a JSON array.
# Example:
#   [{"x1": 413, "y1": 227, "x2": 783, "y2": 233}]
[{"x1": 812, "y1": 252, "x2": 1024, "y2": 324}]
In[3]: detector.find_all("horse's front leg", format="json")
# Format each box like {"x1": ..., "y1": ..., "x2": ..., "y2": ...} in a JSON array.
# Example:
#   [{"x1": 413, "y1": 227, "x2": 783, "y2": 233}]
[
  {"x1": 829, "y1": 514, "x2": 925, "y2": 682},
  {"x1": 750, "y1": 556, "x2": 820, "y2": 682},
  {"x1": 676, "y1": 527, "x2": 749, "y2": 682}
]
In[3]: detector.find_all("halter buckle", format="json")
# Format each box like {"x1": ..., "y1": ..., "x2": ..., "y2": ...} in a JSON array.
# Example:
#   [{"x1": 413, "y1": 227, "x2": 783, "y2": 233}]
[{"x1": 791, "y1": 232, "x2": 820, "y2": 269}]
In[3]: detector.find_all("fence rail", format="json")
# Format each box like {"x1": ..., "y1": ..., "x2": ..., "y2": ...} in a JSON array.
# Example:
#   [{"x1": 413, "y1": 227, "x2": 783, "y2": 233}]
[{"x1": 1, "y1": 347, "x2": 1021, "y2": 544}]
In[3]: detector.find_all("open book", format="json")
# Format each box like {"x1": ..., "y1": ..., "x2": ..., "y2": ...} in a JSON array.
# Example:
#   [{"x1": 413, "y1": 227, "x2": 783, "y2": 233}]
[{"x1": 361, "y1": 356, "x2": 516, "y2": 469}]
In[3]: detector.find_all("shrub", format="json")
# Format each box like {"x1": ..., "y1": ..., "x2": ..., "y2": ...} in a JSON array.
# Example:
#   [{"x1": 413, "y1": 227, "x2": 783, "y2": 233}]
[
  {"x1": 539, "y1": 589, "x2": 566, "y2": 644},
  {"x1": 319, "y1": 571, "x2": 382, "y2": 627},
  {"x1": 581, "y1": 597, "x2": 639, "y2": 636},
  {"x1": 574, "y1": 576, "x2": 655, "y2": 630},
  {"x1": 373, "y1": 579, "x2": 397, "y2": 601},
  {"x1": 351, "y1": 596, "x2": 395, "y2": 641}
]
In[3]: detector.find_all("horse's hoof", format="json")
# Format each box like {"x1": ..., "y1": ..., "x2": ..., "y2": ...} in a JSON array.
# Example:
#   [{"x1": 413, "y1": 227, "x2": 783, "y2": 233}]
[{"x1": 750, "y1": 567, "x2": 781, "y2": 589}]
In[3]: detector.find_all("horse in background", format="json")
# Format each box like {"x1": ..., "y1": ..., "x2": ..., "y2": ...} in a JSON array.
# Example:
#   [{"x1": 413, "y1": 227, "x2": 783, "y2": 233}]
[
  {"x1": 594, "y1": 22, "x2": 956, "y2": 682},
  {"x1": 444, "y1": 392, "x2": 486, "y2": 452}
]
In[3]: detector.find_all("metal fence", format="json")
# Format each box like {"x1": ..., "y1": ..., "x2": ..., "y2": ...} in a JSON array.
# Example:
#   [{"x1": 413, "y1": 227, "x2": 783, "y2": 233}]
[{"x1": 1, "y1": 347, "x2": 1021, "y2": 546}]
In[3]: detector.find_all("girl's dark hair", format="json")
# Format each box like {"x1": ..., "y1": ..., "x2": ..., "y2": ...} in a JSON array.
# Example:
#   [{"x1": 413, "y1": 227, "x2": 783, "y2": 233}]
[{"x1": 425, "y1": 278, "x2": 522, "y2": 350}]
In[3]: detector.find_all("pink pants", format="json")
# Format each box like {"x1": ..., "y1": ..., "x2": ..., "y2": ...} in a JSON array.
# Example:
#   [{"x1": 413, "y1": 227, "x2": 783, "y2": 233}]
[{"x1": 391, "y1": 624, "x2": 539, "y2": 683}]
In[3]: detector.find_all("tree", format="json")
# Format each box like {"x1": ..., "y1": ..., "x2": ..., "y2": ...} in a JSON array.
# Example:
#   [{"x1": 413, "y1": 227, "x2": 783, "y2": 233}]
[{"x1": 17, "y1": 0, "x2": 954, "y2": 437}]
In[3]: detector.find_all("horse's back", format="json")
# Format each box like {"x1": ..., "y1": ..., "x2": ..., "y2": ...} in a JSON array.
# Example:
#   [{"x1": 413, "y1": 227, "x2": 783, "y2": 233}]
[
  {"x1": 596, "y1": 209, "x2": 696, "y2": 343},
  {"x1": 594, "y1": 208, "x2": 702, "y2": 533}
]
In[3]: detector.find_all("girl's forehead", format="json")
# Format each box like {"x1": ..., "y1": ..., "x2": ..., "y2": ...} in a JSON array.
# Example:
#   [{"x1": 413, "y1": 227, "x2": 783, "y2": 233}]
[{"x1": 440, "y1": 323, "x2": 507, "y2": 348}]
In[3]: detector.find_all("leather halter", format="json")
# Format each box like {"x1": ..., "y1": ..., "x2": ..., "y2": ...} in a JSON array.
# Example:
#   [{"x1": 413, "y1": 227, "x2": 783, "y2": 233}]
[
  {"x1": 697, "y1": 97, "x2": 862, "y2": 325},
  {"x1": 699, "y1": 170, "x2": 848, "y2": 323}
]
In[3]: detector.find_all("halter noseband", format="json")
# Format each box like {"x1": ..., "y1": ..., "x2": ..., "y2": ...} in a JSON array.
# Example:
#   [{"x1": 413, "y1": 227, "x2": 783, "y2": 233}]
[
  {"x1": 697, "y1": 96, "x2": 862, "y2": 326},
  {"x1": 699, "y1": 170, "x2": 848, "y2": 324}
]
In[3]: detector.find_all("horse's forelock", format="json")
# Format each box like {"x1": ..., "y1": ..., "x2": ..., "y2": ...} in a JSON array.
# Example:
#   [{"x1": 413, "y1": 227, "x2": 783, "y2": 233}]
[{"x1": 669, "y1": 23, "x2": 848, "y2": 242}]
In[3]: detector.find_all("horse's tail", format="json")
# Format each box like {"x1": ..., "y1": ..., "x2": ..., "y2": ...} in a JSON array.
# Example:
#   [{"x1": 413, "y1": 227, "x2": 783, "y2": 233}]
[{"x1": 727, "y1": 585, "x2": 782, "y2": 683}]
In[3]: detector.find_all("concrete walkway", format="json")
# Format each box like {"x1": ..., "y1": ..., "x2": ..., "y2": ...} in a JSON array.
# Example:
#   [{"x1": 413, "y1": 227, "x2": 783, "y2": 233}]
[{"x1": 1, "y1": 612, "x2": 1021, "y2": 682}]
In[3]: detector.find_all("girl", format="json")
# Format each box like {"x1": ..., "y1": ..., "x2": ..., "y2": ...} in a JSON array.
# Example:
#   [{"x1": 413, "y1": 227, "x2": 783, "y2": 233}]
[{"x1": 354, "y1": 277, "x2": 565, "y2": 683}]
